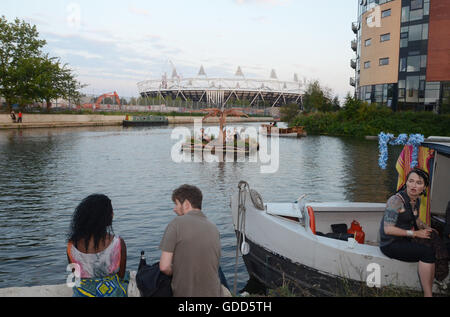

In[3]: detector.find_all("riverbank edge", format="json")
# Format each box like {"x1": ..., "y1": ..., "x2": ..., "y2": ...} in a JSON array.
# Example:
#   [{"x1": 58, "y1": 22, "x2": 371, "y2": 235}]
[
  {"x1": 0, "y1": 114, "x2": 274, "y2": 130},
  {"x1": 0, "y1": 271, "x2": 234, "y2": 297},
  {"x1": 0, "y1": 271, "x2": 140, "y2": 297}
]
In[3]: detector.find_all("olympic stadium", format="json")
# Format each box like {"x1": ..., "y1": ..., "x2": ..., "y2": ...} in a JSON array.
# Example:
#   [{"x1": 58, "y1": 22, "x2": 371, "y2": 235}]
[{"x1": 137, "y1": 66, "x2": 303, "y2": 108}]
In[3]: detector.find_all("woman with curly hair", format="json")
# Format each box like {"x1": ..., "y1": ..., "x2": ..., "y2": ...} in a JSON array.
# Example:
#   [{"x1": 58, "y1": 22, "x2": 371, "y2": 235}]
[{"x1": 67, "y1": 194, "x2": 128, "y2": 297}]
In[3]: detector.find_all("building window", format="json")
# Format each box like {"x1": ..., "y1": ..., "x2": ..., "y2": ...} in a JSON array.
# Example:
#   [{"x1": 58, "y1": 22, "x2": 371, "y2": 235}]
[
  {"x1": 406, "y1": 76, "x2": 420, "y2": 103},
  {"x1": 364, "y1": 61, "x2": 371, "y2": 69},
  {"x1": 407, "y1": 56, "x2": 421, "y2": 72},
  {"x1": 380, "y1": 33, "x2": 391, "y2": 42},
  {"x1": 425, "y1": 82, "x2": 441, "y2": 104},
  {"x1": 382, "y1": 9, "x2": 392, "y2": 18},
  {"x1": 411, "y1": 0, "x2": 423, "y2": 10},
  {"x1": 398, "y1": 80, "x2": 406, "y2": 99},
  {"x1": 410, "y1": 9, "x2": 423, "y2": 21},
  {"x1": 400, "y1": 57, "x2": 407, "y2": 72},
  {"x1": 421, "y1": 55, "x2": 427, "y2": 68},
  {"x1": 365, "y1": 38, "x2": 372, "y2": 46},
  {"x1": 424, "y1": 0, "x2": 430, "y2": 15},
  {"x1": 408, "y1": 24, "x2": 422, "y2": 41},
  {"x1": 379, "y1": 57, "x2": 389, "y2": 66},
  {"x1": 422, "y1": 23, "x2": 428, "y2": 40}
]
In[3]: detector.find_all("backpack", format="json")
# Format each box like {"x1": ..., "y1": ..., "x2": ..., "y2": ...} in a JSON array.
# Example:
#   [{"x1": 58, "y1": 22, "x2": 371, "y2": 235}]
[{"x1": 136, "y1": 252, "x2": 173, "y2": 297}]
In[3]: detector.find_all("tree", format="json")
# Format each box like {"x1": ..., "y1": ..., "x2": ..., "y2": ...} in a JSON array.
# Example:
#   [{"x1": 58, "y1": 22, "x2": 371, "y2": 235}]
[
  {"x1": 0, "y1": 16, "x2": 84, "y2": 109},
  {"x1": 0, "y1": 16, "x2": 46, "y2": 108},
  {"x1": 200, "y1": 108, "x2": 248, "y2": 144},
  {"x1": 33, "y1": 55, "x2": 84, "y2": 108},
  {"x1": 302, "y1": 80, "x2": 337, "y2": 112},
  {"x1": 332, "y1": 96, "x2": 341, "y2": 112},
  {"x1": 280, "y1": 103, "x2": 300, "y2": 124}
]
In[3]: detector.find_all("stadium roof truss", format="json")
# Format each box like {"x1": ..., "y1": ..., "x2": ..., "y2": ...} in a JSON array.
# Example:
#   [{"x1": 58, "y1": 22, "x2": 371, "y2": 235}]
[{"x1": 137, "y1": 76, "x2": 304, "y2": 108}]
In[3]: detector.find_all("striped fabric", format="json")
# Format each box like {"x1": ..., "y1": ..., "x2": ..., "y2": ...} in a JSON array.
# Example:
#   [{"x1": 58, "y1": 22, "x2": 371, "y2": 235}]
[{"x1": 396, "y1": 145, "x2": 435, "y2": 225}]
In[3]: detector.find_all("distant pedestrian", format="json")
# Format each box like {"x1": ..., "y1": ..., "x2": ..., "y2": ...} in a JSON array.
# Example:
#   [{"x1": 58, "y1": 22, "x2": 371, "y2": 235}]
[
  {"x1": 10, "y1": 111, "x2": 16, "y2": 123},
  {"x1": 17, "y1": 111, "x2": 22, "y2": 123}
]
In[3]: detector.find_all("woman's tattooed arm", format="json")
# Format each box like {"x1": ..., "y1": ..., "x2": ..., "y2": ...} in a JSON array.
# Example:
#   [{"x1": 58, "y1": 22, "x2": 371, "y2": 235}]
[{"x1": 383, "y1": 195, "x2": 403, "y2": 226}]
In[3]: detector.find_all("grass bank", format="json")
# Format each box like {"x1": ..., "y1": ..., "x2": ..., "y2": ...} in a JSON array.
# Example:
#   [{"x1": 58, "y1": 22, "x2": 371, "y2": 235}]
[
  {"x1": 290, "y1": 104, "x2": 450, "y2": 138},
  {"x1": 250, "y1": 279, "x2": 449, "y2": 297}
]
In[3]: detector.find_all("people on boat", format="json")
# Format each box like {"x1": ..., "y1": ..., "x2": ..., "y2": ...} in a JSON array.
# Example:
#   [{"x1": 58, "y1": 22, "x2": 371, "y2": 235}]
[
  {"x1": 67, "y1": 194, "x2": 128, "y2": 297},
  {"x1": 225, "y1": 129, "x2": 234, "y2": 144},
  {"x1": 233, "y1": 128, "x2": 239, "y2": 146},
  {"x1": 159, "y1": 184, "x2": 224, "y2": 297},
  {"x1": 379, "y1": 168, "x2": 437, "y2": 297},
  {"x1": 17, "y1": 111, "x2": 22, "y2": 123},
  {"x1": 200, "y1": 128, "x2": 210, "y2": 143},
  {"x1": 10, "y1": 111, "x2": 16, "y2": 123}
]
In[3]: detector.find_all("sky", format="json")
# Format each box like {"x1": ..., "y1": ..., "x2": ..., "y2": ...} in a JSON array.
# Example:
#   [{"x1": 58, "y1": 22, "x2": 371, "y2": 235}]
[{"x1": 2, "y1": 0, "x2": 359, "y2": 100}]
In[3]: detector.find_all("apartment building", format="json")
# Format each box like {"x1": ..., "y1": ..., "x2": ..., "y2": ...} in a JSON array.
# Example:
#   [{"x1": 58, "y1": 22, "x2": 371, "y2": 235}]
[{"x1": 350, "y1": 0, "x2": 450, "y2": 113}]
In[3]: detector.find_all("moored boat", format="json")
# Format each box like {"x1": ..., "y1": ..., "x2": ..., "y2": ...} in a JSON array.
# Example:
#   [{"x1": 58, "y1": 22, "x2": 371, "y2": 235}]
[
  {"x1": 123, "y1": 115, "x2": 168, "y2": 127},
  {"x1": 260, "y1": 123, "x2": 307, "y2": 138},
  {"x1": 231, "y1": 138, "x2": 450, "y2": 296}
]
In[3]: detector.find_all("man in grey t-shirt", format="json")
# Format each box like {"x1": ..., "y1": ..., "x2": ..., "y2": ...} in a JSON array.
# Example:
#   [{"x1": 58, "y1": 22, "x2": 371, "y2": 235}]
[{"x1": 159, "y1": 184, "x2": 223, "y2": 297}]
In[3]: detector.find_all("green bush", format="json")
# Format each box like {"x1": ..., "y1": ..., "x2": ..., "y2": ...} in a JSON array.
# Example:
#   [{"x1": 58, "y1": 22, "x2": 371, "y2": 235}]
[{"x1": 292, "y1": 98, "x2": 450, "y2": 137}]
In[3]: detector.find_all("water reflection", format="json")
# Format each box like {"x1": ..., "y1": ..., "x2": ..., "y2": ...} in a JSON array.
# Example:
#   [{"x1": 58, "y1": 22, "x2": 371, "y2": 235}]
[{"x1": 0, "y1": 125, "x2": 399, "y2": 290}]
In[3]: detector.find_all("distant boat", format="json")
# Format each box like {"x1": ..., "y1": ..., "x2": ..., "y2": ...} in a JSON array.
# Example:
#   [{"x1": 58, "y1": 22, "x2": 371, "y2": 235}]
[
  {"x1": 123, "y1": 115, "x2": 168, "y2": 127},
  {"x1": 260, "y1": 123, "x2": 307, "y2": 138}
]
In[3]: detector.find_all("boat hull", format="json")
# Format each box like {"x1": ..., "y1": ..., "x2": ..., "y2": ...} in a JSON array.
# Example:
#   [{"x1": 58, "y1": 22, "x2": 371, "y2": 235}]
[
  {"x1": 260, "y1": 125, "x2": 307, "y2": 138},
  {"x1": 231, "y1": 189, "x2": 450, "y2": 296},
  {"x1": 123, "y1": 120, "x2": 168, "y2": 127},
  {"x1": 236, "y1": 231, "x2": 369, "y2": 296}
]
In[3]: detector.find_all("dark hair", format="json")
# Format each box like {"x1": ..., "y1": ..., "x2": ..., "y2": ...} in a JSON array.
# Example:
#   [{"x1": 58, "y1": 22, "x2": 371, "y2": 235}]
[
  {"x1": 397, "y1": 168, "x2": 430, "y2": 196},
  {"x1": 68, "y1": 194, "x2": 114, "y2": 251},
  {"x1": 172, "y1": 184, "x2": 203, "y2": 210}
]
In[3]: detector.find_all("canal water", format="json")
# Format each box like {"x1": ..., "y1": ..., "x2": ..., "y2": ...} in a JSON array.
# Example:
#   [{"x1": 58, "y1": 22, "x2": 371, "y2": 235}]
[{"x1": 0, "y1": 123, "x2": 402, "y2": 292}]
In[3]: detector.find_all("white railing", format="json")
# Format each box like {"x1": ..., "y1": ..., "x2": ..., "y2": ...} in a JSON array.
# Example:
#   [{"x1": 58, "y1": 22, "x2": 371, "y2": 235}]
[{"x1": 137, "y1": 77, "x2": 303, "y2": 95}]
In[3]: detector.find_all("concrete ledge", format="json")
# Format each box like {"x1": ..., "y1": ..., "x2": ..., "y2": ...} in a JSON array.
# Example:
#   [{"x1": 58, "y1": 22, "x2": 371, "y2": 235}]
[
  {"x1": 0, "y1": 269, "x2": 232, "y2": 297},
  {"x1": 0, "y1": 114, "x2": 273, "y2": 129},
  {"x1": 0, "y1": 271, "x2": 141, "y2": 297},
  {"x1": 0, "y1": 121, "x2": 123, "y2": 129}
]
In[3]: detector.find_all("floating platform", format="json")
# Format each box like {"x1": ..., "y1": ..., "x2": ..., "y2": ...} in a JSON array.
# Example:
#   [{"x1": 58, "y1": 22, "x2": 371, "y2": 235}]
[
  {"x1": 123, "y1": 115, "x2": 168, "y2": 127},
  {"x1": 181, "y1": 139, "x2": 259, "y2": 155}
]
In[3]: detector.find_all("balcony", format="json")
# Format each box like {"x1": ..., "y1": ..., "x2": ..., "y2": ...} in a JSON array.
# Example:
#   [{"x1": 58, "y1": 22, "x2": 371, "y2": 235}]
[
  {"x1": 351, "y1": 39, "x2": 357, "y2": 52},
  {"x1": 352, "y1": 22, "x2": 360, "y2": 34},
  {"x1": 350, "y1": 58, "x2": 357, "y2": 69},
  {"x1": 350, "y1": 77, "x2": 356, "y2": 87}
]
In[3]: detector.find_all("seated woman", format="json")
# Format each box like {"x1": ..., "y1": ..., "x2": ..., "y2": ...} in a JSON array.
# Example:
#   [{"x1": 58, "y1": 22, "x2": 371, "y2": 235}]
[
  {"x1": 379, "y1": 168, "x2": 436, "y2": 297},
  {"x1": 67, "y1": 194, "x2": 128, "y2": 297}
]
